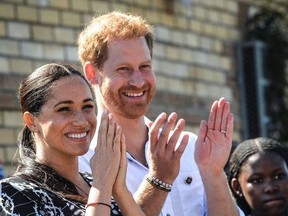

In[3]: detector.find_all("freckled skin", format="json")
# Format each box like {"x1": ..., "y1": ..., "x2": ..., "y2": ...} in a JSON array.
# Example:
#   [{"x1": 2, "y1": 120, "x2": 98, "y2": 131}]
[
  {"x1": 99, "y1": 38, "x2": 156, "y2": 119},
  {"x1": 34, "y1": 76, "x2": 96, "y2": 161}
]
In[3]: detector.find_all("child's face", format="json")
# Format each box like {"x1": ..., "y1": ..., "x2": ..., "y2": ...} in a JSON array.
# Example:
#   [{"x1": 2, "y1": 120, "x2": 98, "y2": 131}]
[{"x1": 238, "y1": 152, "x2": 288, "y2": 216}]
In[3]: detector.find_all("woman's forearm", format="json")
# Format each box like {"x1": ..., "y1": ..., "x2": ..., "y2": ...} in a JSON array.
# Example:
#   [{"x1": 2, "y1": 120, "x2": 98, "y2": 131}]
[
  {"x1": 113, "y1": 187, "x2": 146, "y2": 216},
  {"x1": 85, "y1": 186, "x2": 112, "y2": 216}
]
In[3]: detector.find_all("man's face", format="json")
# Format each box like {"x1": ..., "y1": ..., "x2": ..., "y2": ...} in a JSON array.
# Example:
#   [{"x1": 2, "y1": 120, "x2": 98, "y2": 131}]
[{"x1": 98, "y1": 37, "x2": 156, "y2": 119}]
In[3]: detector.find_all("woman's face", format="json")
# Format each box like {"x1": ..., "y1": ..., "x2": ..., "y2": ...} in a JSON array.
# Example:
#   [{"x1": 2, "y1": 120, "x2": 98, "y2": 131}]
[
  {"x1": 33, "y1": 76, "x2": 96, "y2": 161},
  {"x1": 237, "y1": 152, "x2": 288, "y2": 216}
]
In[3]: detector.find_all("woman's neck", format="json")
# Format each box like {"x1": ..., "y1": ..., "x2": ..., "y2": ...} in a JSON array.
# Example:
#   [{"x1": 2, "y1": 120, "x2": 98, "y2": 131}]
[{"x1": 35, "y1": 154, "x2": 79, "y2": 182}]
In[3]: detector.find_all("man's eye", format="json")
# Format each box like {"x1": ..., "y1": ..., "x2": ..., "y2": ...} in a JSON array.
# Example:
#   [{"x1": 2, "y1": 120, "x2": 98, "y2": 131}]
[
  {"x1": 118, "y1": 67, "x2": 128, "y2": 71},
  {"x1": 141, "y1": 65, "x2": 151, "y2": 69}
]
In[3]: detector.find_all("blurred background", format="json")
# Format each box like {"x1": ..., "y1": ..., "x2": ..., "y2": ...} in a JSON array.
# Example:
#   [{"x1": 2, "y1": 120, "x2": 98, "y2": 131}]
[{"x1": 0, "y1": 0, "x2": 287, "y2": 177}]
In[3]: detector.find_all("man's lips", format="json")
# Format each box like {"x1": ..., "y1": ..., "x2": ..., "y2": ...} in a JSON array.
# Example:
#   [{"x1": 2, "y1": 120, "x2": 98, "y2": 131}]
[{"x1": 123, "y1": 91, "x2": 145, "y2": 97}]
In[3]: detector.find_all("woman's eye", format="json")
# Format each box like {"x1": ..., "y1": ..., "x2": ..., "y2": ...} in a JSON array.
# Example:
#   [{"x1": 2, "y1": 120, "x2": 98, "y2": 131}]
[
  {"x1": 83, "y1": 104, "x2": 94, "y2": 110},
  {"x1": 57, "y1": 107, "x2": 71, "y2": 112},
  {"x1": 251, "y1": 178, "x2": 263, "y2": 184},
  {"x1": 275, "y1": 173, "x2": 287, "y2": 180}
]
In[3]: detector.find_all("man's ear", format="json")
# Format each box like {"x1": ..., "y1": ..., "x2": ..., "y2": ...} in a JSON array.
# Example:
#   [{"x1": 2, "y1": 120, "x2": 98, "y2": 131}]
[
  {"x1": 83, "y1": 62, "x2": 99, "y2": 85},
  {"x1": 231, "y1": 178, "x2": 243, "y2": 196},
  {"x1": 23, "y1": 111, "x2": 38, "y2": 133}
]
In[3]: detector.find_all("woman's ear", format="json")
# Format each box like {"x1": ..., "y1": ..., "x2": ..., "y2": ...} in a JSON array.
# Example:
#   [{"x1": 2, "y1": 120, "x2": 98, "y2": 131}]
[
  {"x1": 23, "y1": 112, "x2": 38, "y2": 133},
  {"x1": 83, "y1": 62, "x2": 99, "y2": 85},
  {"x1": 231, "y1": 178, "x2": 243, "y2": 196}
]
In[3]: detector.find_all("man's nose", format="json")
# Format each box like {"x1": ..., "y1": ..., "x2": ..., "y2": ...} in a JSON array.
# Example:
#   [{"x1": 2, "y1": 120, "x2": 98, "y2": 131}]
[{"x1": 129, "y1": 70, "x2": 144, "y2": 87}]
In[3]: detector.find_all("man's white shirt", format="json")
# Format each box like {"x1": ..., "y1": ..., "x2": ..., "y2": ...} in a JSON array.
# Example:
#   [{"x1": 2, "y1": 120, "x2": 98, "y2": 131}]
[{"x1": 78, "y1": 117, "x2": 244, "y2": 216}]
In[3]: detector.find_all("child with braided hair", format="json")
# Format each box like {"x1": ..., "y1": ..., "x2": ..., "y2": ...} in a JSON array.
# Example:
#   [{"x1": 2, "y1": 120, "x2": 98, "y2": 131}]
[{"x1": 227, "y1": 137, "x2": 288, "y2": 216}]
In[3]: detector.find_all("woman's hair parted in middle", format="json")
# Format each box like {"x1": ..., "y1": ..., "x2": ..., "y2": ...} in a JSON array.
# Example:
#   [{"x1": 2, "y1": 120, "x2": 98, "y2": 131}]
[
  {"x1": 17, "y1": 63, "x2": 93, "y2": 164},
  {"x1": 227, "y1": 137, "x2": 288, "y2": 214}
]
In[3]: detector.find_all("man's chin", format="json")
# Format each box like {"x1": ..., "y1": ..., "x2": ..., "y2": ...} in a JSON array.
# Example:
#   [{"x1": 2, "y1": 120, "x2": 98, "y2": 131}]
[
  {"x1": 124, "y1": 111, "x2": 146, "y2": 119},
  {"x1": 122, "y1": 107, "x2": 148, "y2": 119}
]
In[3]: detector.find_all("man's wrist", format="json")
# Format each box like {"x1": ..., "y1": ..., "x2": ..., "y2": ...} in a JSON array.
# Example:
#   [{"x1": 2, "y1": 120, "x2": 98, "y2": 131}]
[{"x1": 146, "y1": 175, "x2": 172, "y2": 192}]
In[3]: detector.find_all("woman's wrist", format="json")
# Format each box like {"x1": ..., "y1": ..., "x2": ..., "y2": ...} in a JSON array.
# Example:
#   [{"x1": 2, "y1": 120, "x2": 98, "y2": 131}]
[
  {"x1": 88, "y1": 185, "x2": 112, "y2": 205},
  {"x1": 113, "y1": 184, "x2": 130, "y2": 199},
  {"x1": 86, "y1": 201, "x2": 112, "y2": 210}
]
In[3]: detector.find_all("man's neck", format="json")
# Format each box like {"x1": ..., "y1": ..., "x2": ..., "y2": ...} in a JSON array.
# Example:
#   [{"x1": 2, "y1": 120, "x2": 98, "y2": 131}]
[
  {"x1": 101, "y1": 112, "x2": 149, "y2": 165},
  {"x1": 124, "y1": 119, "x2": 148, "y2": 166},
  {"x1": 96, "y1": 104, "x2": 150, "y2": 165}
]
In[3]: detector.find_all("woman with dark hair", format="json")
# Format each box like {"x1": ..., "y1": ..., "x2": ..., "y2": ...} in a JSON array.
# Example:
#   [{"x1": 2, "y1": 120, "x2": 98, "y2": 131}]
[
  {"x1": 227, "y1": 137, "x2": 288, "y2": 216},
  {"x1": 0, "y1": 63, "x2": 145, "y2": 215}
]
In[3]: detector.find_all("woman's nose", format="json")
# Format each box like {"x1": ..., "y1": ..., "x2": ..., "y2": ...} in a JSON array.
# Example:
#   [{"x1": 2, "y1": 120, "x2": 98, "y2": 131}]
[
  {"x1": 264, "y1": 180, "x2": 280, "y2": 194},
  {"x1": 72, "y1": 111, "x2": 88, "y2": 127}
]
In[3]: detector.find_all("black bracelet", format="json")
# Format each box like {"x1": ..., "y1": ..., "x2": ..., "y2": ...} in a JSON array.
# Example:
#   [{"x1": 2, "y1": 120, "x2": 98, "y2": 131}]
[
  {"x1": 85, "y1": 202, "x2": 112, "y2": 209},
  {"x1": 146, "y1": 176, "x2": 172, "y2": 192}
]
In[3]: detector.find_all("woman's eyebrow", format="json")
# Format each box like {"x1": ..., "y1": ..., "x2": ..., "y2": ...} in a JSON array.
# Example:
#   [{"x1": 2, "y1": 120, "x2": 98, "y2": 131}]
[{"x1": 54, "y1": 98, "x2": 94, "y2": 108}]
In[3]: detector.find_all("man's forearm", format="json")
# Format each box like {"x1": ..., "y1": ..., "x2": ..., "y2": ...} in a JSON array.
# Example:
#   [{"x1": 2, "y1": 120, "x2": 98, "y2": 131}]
[
  {"x1": 201, "y1": 171, "x2": 239, "y2": 216},
  {"x1": 134, "y1": 179, "x2": 169, "y2": 216}
]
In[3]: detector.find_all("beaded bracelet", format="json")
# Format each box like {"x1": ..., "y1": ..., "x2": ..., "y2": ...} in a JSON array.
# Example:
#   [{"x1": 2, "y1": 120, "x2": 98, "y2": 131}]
[
  {"x1": 85, "y1": 202, "x2": 112, "y2": 210},
  {"x1": 146, "y1": 176, "x2": 172, "y2": 192}
]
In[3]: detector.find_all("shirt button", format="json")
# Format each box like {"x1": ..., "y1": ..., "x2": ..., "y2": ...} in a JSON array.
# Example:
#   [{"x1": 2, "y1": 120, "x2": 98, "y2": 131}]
[
  {"x1": 166, "y1": 214, "x2": 171, "y2": 216},
  {"x1": 185, "y1": 176, "x2": 192, "y2": 184}
]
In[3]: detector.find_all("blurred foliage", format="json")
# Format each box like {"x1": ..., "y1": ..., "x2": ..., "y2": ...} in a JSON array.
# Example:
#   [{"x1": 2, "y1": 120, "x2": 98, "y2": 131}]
[
  {"x1": 239, "y1": 0, "x2": 288, "y2": 30},
  {"x1": 239, "y1": 0, "x2": 288, "y2": 18},
  {"x1": 243, "y1": 2, "x2": 288, "y2": 143}
]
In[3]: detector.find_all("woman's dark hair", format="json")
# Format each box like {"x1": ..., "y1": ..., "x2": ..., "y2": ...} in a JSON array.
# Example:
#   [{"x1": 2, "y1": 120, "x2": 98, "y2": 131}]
[
  {"x1": 227, "y1": 137, "x2": 288, "y2": 215},
  {"x1": 15, "y1": 63, "x2": 94, "y2": 203}
]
